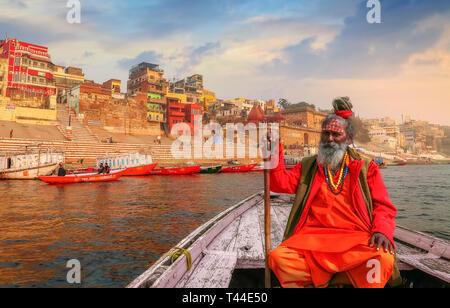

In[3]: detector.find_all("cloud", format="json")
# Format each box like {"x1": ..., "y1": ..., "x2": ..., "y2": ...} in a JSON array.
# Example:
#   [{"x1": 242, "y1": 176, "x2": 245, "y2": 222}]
[
  {"x1": 117, "y1": 50, "x2": 164, "y2": 71},
  {"x1": 261, "y1": 0, "x2": 450, "y2": 79}
]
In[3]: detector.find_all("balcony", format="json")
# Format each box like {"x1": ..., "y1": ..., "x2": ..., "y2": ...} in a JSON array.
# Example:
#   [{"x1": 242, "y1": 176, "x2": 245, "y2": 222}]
[
  {"x1": 168, "y1": 110, "x2": 185, "y2": 117},
  {"x1": 148, "y1": 97, "x2": 165, "y2": 104}
]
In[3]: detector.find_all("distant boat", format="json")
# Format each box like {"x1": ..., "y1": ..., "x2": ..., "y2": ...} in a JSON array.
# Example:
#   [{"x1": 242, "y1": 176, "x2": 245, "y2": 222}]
[
  {"x1": 97, "y1": 153, "x2": 156, "y2": 176},
  {"x1": 220, "y1": 163, "x2": 257, "y2": 173},
  {"x1": 67, "y1": 168, "x2": 96, "y2": 175},
  {"x1": 251, "y1": 163, "x2": 265, "y2": 171},
  {"x1": 39, "y1": 169, "x2": 124, "y2": 184},
  {"x1": 122, "y1": 163, "x2": 158, "y2": 176},
  {"x1": 199, "y1": 165, "x2": 222, "y2": 174},
  {"x1": 149, "y1": 166, "x2": 201, "y2": 175},
  {"x1": 0, "y1": 150, "x2": 63, "y2": 180}
]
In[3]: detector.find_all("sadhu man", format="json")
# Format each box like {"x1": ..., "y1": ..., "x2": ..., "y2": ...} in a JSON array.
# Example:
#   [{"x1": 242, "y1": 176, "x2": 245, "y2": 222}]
[{"x1": 268, "y1": 97, "x2": 401, "y2": 288}]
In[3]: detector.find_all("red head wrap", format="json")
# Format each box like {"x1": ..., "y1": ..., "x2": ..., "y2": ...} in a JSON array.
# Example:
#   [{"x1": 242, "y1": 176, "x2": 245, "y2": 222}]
[{"x1": 334, "y1": 110, "x2": 353, "y2": 119}]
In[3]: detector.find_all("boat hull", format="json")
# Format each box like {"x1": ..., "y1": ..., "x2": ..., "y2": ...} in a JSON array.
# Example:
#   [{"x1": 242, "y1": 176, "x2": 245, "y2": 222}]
[
  {"x1": 39, "y1": 170, "x2": 124, "y2": 184},
  {"x1": 149, "y1": 165, "x2": 201, "y2": 175},
  {"x1": 199, "y1": 166, "x2": 222, "y2": 174},
  {"x1": 122, "y1": 163, "x2": 158, "y2": 176},
  {"x1": 220, "y1": 163, "x2": 257, "y2": 173},
  {"x1": 0, "y1": 163, "x2": 59, "y2": 180}
]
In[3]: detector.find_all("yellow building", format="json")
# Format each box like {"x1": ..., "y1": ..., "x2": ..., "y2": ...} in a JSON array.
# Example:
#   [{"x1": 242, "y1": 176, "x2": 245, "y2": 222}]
[
  {"x1": 103, "y1": 79, "x2": 121, "y2": 93},
  {"x1": 0, "y1": 57, "x2": 8, "y2": 103},
  {"x1": 166, "y1": 91, "x2": 187, "y2": 104},
  {"x1": 201, "y1": 89, "x2": 216, "y2": 110}
]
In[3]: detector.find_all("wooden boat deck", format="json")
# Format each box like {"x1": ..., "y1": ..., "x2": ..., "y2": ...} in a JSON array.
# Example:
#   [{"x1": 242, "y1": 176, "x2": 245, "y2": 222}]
[{"x1": 128, "y1": 192, "x2": 450, "y2": 288}]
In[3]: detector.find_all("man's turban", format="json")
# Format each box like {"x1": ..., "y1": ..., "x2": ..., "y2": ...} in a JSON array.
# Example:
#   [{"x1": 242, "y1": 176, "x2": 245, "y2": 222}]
[{"x1": 332, "y1": 97, "x2": 353, "y2": 119}]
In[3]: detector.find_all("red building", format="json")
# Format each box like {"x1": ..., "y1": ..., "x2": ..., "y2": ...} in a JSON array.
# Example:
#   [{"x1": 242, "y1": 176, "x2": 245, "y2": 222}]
[
  {"x1": 0, "y1": 38, "x2": 56, "y2": 98},
  {"x1": 167, "y1": 97, "x2": 202, "y2": 133}
]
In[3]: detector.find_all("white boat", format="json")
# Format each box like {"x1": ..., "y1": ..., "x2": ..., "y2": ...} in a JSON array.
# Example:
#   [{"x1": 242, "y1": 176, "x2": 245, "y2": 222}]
[
  {"x1": 96, "y1": 152, "x2": 153, "y2": 170},
  {"x1": 128, "y1": 192, "x2": 450, "y2": 288},
  {"x1": 0, "y1": 150, "x2": 64, "y2": 180}
]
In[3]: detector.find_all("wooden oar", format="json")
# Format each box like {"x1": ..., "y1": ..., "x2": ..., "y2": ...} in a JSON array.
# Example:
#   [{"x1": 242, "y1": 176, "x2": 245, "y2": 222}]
[{"x1": 263, "y1": 136, "x2": 272, "y2": 288}]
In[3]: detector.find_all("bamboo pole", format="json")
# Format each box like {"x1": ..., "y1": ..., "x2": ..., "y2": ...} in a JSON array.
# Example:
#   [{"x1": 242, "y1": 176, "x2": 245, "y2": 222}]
[{"x1": 263, "y1": 134, "x2": 271, "y2": 288}]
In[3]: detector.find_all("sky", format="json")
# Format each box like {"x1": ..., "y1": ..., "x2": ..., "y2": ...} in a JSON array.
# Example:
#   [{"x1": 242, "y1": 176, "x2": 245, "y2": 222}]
[{"x1": 1, "y1": 0, "x2": 450, "y2": 125}]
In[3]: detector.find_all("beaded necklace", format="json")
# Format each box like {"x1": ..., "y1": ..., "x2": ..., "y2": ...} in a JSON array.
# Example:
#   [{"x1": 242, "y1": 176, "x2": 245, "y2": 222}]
[{"x1": 324, "y1": 152, "x2": 349, "y2": 195}]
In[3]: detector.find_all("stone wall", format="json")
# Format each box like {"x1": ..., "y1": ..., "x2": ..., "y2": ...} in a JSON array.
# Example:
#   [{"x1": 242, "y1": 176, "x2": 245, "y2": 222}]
[{"x1": 79, "y1": 91, "x2": 163, "y2": 136}]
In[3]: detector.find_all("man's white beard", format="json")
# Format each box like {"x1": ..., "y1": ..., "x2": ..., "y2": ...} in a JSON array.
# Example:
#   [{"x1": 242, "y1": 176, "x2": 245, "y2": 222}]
[{"x1": 317, "y1": 141, "x2": 348, "y2": 171}]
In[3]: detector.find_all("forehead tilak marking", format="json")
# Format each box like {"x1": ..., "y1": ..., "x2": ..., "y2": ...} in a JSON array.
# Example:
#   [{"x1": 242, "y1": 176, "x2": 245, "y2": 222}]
[{"x1": 323, "y1": 119, "x2": 345, "y2": 134}]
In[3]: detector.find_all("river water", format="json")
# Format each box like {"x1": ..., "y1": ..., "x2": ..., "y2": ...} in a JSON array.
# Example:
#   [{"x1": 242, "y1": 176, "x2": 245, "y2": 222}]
[{"x1": 0, "y1": 165, "x2": 448, "y2": 287}]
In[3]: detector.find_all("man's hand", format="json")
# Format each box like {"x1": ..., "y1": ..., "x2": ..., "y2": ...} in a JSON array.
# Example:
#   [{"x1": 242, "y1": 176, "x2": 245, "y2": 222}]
[{"x1": 369, "y1": 232, "x2": 394, "y2": 254}]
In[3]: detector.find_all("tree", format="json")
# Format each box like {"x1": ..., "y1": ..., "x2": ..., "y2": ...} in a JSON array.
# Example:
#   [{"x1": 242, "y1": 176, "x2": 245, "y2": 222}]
[
  {"x1": 277, "y1": 98, "x2": 291, "y2": 110},
  {"x1": 353, "y1": 117, "x2": 371, "y2": 144}
]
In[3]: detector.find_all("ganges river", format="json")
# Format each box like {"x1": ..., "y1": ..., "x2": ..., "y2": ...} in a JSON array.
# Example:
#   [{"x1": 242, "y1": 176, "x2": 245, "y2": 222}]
[{"x1": 0, "y1": 165, "x2": 448, "y2": 287}]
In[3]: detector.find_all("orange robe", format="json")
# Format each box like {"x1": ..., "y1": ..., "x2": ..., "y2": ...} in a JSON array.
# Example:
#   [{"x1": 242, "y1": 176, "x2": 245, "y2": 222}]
[{"x1": 269, "y1": 159, "x2": 394, "y2": 288}]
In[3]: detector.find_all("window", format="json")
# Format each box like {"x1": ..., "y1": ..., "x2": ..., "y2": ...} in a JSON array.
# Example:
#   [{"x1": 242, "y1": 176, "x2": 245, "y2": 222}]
[
  {"x1": 14, "y1": 57, "x2": 20, "y2": 66},
  {"x1": 14, "y1": 73, "x2": 19, "y2": 82},
  {"x1": 33, "y1": 61, "x2": 38, "y2": 66}
]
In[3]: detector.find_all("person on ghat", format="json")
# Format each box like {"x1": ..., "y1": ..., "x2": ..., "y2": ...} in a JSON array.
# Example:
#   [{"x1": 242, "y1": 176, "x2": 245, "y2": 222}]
[{"x1": 268, "y1": 97, "x2": 401, "y2": 288}]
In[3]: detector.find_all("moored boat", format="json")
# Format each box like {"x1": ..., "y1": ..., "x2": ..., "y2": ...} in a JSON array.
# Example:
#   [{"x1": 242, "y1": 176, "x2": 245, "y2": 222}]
[
  {"x1": 220, "y1": 163, "x2": 257, "y2": 173},
  {"x1": 67, "y1": 168, "x2": 96, "y2": 175},
  {"x1": 128, "y1": 192, "x2": 450, "y2": 288},
  {"x1": 149, "y1": 165, "x2": 201, "y2": 175},
  {"x1": 199, "y1": 165, "x2": 222, "y2": 174},
  {"x1": 122, "y1": 163, "x2": 158, "y2": 176},
  {"x1": 0, "y1": 150, "x2": 64, "y2": 180},
  {"x1": 97, "y1": 153, "x2": 155, "y2": 176},
  {"x1": 39, "y1": 169, "x2": 124, "y2": 184}
]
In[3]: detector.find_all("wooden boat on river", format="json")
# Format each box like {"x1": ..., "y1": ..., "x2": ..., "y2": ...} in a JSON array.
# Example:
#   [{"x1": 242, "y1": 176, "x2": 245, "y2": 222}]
[
  {"x1": 122, "y1": 163, "x2": 158, "y2": 176},
  {"x1": 199, "y1": 165, "x2": 222, "y2": 174},
  {"x1": 97, "y1": 153, "x2": 156, "y2": 176},
  {"x1": 39, "y1": 169, "x2": 124, "y2": 184},
  {"x1": 128, "y1": 192, "x2": 450, "y2": 288},
  {"x1": 0, "y1": 150, "x2": 64, "y2": 180},
  {"x1": 149, "y1": 165, "x2": 201, "y2": 175},
  {"x1": 220, "y1": 163, "x2": 257, "y2": 173}
]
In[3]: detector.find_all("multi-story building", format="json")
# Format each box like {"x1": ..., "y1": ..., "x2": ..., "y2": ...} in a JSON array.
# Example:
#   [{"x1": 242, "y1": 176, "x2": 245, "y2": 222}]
[
  {"x1": 0, "y1": 56, "x2": 8, "y2": 103},
  {"x1": 281, "y1": 106, "x2": 327, "y2": 130},
  {"x1": 0, "y1": 38, "x2": 56, "y2": 100},
  {"x1": 127, "y1": 62, "x2": 168, "y2": 125},
  {"x1": 172, "y1": 74, "x2": 203, "y2": 105},
  {"x1": 103, "y1": 79, "x2": 121, "y2": 94},
  {"x1": 166, "y1": 97, "x2": 202, "y2": 133},
  {"x1": 54, "y1": 65, "x2": 85, "y2": 104},
  {"x1": 201, "y1": 89, "x2": 216, "y2": 111}
]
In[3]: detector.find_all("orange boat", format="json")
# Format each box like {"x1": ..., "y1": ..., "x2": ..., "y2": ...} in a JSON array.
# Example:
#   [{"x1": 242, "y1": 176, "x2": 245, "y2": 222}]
[
  {"x1": 220, "y1": 163, "x2": 257, "y2": 173},
  {"x1": 39, "y1": 169, "x2": 124, "y2": 184},
  {"x1": 149, "y1": 165, "x2": 201, "y2": 175},
  {"x1": 122, "y1": 163, "x2": 158, "y2": 176}
]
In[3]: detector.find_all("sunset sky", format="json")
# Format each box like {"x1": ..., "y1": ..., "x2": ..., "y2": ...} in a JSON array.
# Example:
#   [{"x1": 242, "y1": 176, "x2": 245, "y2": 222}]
[{"x1": 1, "y1": 0, "x2": 449, "y2": 125}]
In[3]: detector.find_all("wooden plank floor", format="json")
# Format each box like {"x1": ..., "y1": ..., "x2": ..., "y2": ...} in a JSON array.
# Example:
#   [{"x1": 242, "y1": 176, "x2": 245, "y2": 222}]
[{"x1": 176, "y1": 193, "x2": 449, "y2": 287}]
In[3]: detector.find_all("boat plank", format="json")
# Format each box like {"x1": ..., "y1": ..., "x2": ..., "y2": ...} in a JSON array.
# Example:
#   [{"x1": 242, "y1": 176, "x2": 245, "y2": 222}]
[
  {"x1": 181, "y1": 251, "x2": 238, "y2": 288},
  {"x1": 206, "y1": 217, "x2": 241, "y2": 252},
  {"x1": 235, "y1": 201, "x2": 265, "y2": 268},
  {"x1": 174, "y1": 254, "x2": 204, "y2": 288},
  {"x1": 394, "y1": 227, "x2": 450, "y2": 259},
  {"x1": 397, "y1": 254, "x2": 450, "y2": 283},
  {"x1": 271, "y1": 204, "x2": 291, "y2": 246}
]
